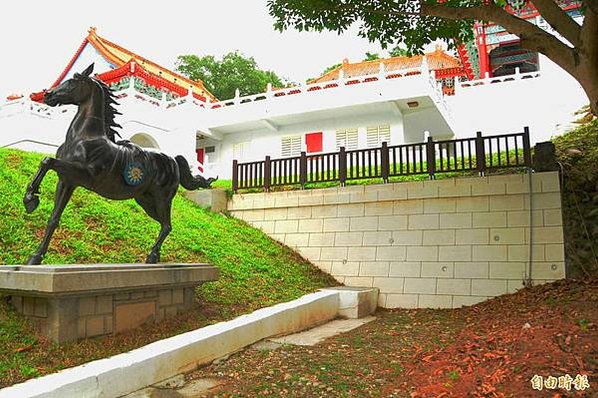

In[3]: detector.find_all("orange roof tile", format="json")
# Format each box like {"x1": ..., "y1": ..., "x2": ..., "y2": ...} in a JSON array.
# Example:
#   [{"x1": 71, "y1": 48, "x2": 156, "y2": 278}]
[
  {"x1": 86, "y1": 28, "x2": 217, "y2": 101},
  {"x1": 309, "y1": 46, "x2": 464, "y2": 84}
]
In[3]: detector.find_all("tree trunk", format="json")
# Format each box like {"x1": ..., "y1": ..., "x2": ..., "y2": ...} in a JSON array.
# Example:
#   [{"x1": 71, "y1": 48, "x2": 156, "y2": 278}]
[
  {"x1": 576, "y1": 66, "x2": 598, "y2": 116},
  {"x1": 422, "y1": 4, "x2": 598, "y2": 115},
  {"x1": 578, "y1": 9, "x2": 598, "y2": 115}
]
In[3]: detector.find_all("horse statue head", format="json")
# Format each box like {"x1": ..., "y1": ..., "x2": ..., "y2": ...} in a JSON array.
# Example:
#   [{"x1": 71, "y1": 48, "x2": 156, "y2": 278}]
[
  {"x1": 43, "y1": 64, "x2": 122, "y2": 141},
  {"x1": 44, "y1": 64, "x2": 97, "y2": 107}
]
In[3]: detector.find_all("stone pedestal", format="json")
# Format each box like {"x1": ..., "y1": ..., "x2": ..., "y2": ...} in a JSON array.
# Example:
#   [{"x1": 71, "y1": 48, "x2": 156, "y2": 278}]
[
  {"x1": 0, "y1": 264, "x2": 219, "y2": 343},
  {"x1": 185, "y1": 189, "x2": 228, "y2": 213}
]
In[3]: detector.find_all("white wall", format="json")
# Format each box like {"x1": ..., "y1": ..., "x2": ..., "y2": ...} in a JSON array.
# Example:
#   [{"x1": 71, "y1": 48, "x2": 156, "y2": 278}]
[
  {"x1": 210, "y1": 111, "x2": 406, "y2": 179},
  {"x1": 0, "y1": 96, "x2": 200, "y2": 173},
  {"x1": 448, "y1": 55, "x2": 588, "y2": 143}
]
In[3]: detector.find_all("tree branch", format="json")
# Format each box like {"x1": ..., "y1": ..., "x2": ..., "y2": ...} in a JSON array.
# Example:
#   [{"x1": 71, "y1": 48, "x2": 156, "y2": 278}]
[
  {"x1": 422, "y1": 4, "x2": 577, "y2": 74},
  {"x1": 362, "y1": 7, "x2": 421, "y2": 17},
  {"x1": 531, "y1": 0, "x2": 581, "y2": 46},
  {"x1": 584, "y1": 0, "x2": 598, "y2": 15},
  {"x1": 579, "y1": 6, "x2": 598, "y2": 63}
]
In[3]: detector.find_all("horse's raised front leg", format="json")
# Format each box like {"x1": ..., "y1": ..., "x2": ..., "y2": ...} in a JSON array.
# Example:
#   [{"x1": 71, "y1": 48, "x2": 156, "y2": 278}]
[
  {"x1": 23, "y1": 157, "x2": 54, "y2": 213},
  {"x1": 27, "y1": 180, "x2": 75, "y2": 265}
]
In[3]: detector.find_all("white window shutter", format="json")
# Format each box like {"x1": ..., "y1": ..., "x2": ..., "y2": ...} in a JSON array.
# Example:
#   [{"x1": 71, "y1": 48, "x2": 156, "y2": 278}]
[
  {"x1": 366, "y1": 126, "x2": 379, "y2": 148},
  {"x1": 281, "y1": 136, "x2": 301, "y2": 157},
  {"x1": 346, "y1": 128, "x2": 358, "y2": 150},
  {"x1": 336, "y1": 128, "x2": 358, "y2": 150},
  {"x1": 379, "y1": 124, "x2": 391, "y2": 145},
  {"x1": 366, "y1": 125, "x2": 391, "y2": 148},
  {"x1": 336, "y1": 129, "x2": 347, "y2": 150}
]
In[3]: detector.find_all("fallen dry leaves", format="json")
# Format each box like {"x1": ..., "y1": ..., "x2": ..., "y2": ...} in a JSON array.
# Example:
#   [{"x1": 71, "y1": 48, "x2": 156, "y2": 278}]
[{"x1": 190, "y1": 278, "x2": 596, "y2": 397}]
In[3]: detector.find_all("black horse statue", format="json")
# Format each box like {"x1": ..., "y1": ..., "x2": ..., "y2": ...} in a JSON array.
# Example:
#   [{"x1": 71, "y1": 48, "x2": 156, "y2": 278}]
[{"x1": 23, "y1": 64, "x2": 215, "y2": 265}]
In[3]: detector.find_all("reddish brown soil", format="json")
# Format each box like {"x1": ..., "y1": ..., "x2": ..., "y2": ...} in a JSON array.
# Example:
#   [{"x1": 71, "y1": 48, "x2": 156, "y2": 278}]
[
  {"x1": 405, "y1": 279, "x2": 597, "y2": 397},
  {"x1": 190, "y1": 279, "x2": 597, "y2": 397}
]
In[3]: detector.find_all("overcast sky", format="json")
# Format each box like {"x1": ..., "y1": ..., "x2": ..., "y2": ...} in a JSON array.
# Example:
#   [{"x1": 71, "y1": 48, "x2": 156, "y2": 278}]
[{"x1": 0, "y1": 0, "x2": 399, "y2": 98}]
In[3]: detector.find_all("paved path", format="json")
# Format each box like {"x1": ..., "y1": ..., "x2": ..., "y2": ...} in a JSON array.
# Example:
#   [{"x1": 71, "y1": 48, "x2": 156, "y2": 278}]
[{"x1": 125, "y1": 317, "x2": 375, "y2": 397}]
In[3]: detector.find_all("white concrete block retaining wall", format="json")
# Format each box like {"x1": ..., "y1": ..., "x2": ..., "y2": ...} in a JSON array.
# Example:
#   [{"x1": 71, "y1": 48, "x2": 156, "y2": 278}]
[{"x1": 229, "y1": 172, "x2": 566, "y2": 309}]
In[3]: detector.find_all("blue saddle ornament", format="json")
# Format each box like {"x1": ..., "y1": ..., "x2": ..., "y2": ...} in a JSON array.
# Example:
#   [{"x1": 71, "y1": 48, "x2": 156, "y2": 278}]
[{"x1": 123, "y1": 162, "x2": 145, "y2": 186}]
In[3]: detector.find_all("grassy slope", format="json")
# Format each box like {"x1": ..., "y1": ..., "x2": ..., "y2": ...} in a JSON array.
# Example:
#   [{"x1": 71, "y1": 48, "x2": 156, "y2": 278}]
[
  {"x1": 552, "y1": 119, "x2": 598, "y2": 277},
  {"x1": 0, "y1": 148, "x2": 335, "y2": 386}
]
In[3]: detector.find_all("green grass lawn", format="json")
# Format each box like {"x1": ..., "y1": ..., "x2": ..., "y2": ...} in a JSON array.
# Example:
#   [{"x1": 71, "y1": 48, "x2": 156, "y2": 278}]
[{"x1": 0, "y1": 148, "x2": 336, "y2": 387}]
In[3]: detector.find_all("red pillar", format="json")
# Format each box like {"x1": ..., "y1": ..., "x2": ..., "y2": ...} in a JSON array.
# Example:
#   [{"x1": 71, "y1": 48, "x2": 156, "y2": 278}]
[{"x1": 476, "y1": 22, "x2": 491, "y2": 78}]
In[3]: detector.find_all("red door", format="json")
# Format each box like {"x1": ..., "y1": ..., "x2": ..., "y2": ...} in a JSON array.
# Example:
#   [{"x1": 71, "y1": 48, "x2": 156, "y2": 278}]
[
  {"x1": 305, "y1": 132, "x2": 323, "y2": 153},
  {"x1": 196, "y1": 148, "x2": 205, "y2": 172}
]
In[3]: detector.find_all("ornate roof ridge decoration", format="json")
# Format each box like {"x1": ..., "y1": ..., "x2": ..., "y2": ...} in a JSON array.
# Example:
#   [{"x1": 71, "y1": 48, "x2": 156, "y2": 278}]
[
  {"x1": 31, "y1": 27, "x2": 217, "y2": 103},
  {"x1": 309, "y1": 45, "x2": 465, "y2": 84}
]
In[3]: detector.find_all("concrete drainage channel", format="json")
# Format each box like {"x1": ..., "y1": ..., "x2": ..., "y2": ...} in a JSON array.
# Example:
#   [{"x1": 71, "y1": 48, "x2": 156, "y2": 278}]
[{"x1": 0, "y1": 287, "x2": 378, "y2": 398}]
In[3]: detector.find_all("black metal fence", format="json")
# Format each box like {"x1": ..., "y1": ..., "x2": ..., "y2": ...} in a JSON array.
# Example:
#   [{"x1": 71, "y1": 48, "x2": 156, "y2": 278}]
[{"x1": 232, "y1": 127, "x2": 531, "y2": 192}]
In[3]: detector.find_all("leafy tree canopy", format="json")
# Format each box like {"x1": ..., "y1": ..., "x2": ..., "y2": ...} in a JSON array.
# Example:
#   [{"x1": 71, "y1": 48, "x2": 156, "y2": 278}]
[
  {"x1": 176, "y1": 51, "x2": 287, "y2": 100},
  {"x1": 363, "y1": 51, "x2": 381, "y2": 61},
  {"x1": 267, "y1": 0, "x2": 598, "y2": 115},
  {"x1": 389, "y1": 45, "x2": 411, "y2": 57}
]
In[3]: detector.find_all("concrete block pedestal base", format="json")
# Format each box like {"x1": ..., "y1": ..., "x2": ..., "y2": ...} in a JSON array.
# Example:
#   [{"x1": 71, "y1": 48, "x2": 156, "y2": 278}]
[
  {"x1": 322, "y1": 286, "x2": 378, "y2": 318},
  {"x1": 185, "y1": 189, "x2": 228, "y2": 213},
  {"x1": 0, "y1": 264, "x2": 219, "y2": 343}
]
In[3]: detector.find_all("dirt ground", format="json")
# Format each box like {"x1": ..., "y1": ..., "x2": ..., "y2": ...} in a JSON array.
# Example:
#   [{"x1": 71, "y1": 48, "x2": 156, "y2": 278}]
[{"x1": 186, "y1": 279, "x2": 597, "y2": 397}]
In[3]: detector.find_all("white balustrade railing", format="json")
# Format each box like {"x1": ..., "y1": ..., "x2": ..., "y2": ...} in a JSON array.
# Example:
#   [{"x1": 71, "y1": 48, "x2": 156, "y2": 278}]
[
  {"x1": 2, "y1": 65, "x2": 539, "y2": 121},
  {"x1": 209, "y1": 65, "x2": 426, "y2": 110},
  {"x1": 457, "y1": 68, "x2": 541, "y2": 90},
  {"x1": 0, "y1": 97, "x2": 28, "y2": 117}
]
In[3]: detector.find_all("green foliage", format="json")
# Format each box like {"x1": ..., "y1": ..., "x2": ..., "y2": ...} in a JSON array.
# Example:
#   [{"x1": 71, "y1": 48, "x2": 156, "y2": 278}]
[
  {"x1": 389, "y1": 45, "x2": 411, "y2": 57},
  {"x1": 0, "y1": 149, "x2": 337, "y2": 383},
  {"x1": 0, "y1": 148, "x2": 337, "y2": 384},
  {"x1": 552, "y1": 119, "x2": 598, "y2": 277},
  {"x1": 0, "y1": 149, "x2": 334, "y2": 305},
  {"x1": 266, "y1": 0, "x2": 475, "y2": 53},
  {"x1": 322, "y1": 63, "x2": 341, "y2": 75},
  {"x1": 578, "y1": 319, "x2": 589, "y2": 332},
  {"x1": 363, "y1": 52, "x2": 380, "y2": 61},
  {"x1": 447, "y1": 369, "x2": 460, "y2": 381},
  {"x1": 176, "y1": 52, "x2": 288, "y2": 100}
]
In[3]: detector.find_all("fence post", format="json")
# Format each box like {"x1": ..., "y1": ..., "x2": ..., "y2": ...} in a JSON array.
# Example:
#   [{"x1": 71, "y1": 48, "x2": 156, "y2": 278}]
[
  {"x1": 232, "y1": 160, "x2": 238, "y2": 193},
  {"x1": 426, "y1": 136, "x2": 436, "y2": 179},
  {"x1": 381, "y1": 142, "x2": 390, "y2": 183},
  {"x1": 264, "y1": 156, "x2": 271, "y2": 192},
  {"x1": 475, "y1": 131, "x2": 486, "y2": 176},
  {"x1": 339, "y1": 147, "x2": 347, "y2": 186},
  {"x1": 300, "y1": 151, "x2": 307, "y2": 188},
  {"x1": 523, "y1": 126, "x2": 532, "y2": 167}
]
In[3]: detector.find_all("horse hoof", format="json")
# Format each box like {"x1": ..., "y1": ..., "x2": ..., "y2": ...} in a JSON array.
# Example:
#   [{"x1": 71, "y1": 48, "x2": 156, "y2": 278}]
[
  {"x1": 26, "y1": 254, "x2": 42, "y2": 265},
  {"x1": 145, "y1": 253, "x2": 160, "y2": 264},
  {"x1": 23, "y1": 194, "x2": 40, "y2": 214}
]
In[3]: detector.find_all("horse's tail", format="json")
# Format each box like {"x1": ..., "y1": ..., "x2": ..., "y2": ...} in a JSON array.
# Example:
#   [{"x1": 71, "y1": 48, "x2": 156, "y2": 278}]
[{"x1": 175, "y1": 155, "x2": 217, "y2": 190}]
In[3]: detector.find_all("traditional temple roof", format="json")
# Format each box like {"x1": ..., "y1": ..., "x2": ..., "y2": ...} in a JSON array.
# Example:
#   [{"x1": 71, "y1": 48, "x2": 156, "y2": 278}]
[
  {"x1": 309, "y1": 46, "x2": 465, "y2": 84},
  {"x1": 31, "y1": 27, "x2": 217, "y2": 102}
]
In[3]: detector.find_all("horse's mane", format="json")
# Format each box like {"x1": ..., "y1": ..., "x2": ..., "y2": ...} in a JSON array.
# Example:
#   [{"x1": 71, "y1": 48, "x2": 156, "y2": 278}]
[{"x1": 94, "y1": 78, "x2": 122, "y2": 142}]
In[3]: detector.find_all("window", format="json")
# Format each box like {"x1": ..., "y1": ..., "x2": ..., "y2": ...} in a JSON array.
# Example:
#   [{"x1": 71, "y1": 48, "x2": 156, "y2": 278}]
[
  {"x1": 335, "y1": 128, "x2": 358, "y2": 150},
  {"x1": 205, "y1": 146, "x2": 216, "y2": 154},
  {"x1": 281, "y1": 135, "x2": 302, "y2": 157},
  {"x1": 233, "y1": 142, "x2": 250, "y2": 161},
  {"x1": 366, "y1": 124, "x2": 391, "y2": 148},
  {"x1": 305, "y1": 132, "x2": 323, "y2": 153}
]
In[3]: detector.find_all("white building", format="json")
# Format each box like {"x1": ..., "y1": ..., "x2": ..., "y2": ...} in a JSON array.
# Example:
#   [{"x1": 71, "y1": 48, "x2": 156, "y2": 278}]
[{"x1": 0, "y1": 28, "x2": 588, "y2": 180}]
